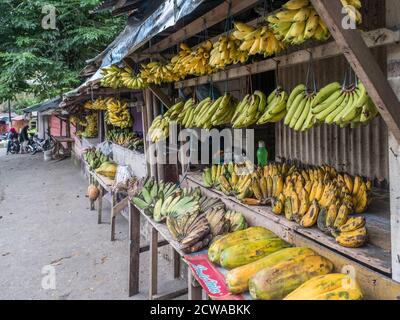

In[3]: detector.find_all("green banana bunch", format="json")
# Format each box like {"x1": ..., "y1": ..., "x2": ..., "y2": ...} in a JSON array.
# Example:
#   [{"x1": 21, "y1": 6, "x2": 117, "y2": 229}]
[
  {"x1": 257, "y1": 88, "x2": 289, "y2": 125},
  {"x1": 148, "y1": 115, "x2": 170, "y2": 143},
  {"x1": 311, "y1": 81, "x2": 378, "y2": 128},
  {"x1": 284, "y1": 85, "x2": 317, "y2": 131},
  {"x1": 232, "y1": 90, "x2": 268, "y2": 128}
]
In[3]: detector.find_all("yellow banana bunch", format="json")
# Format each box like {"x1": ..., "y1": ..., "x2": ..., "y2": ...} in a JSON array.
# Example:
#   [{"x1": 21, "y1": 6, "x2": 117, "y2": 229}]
[
  {"x1": 100, "y1": 64, "x2": 122, "y2": 89},
  {"x1": 120, "y1": 65, "x2": 148, "y2": 89},
  {"x1": 233, "y1": 22, "x2": 285, "y2": 57},
  {"x1": 84, "y1": 97, "x2": 113, "y2": 111},
  {"x1": 106, "y1": 99, "x2": 133, "y2": 129},
  {"x1": 267, "y1": 0, "x2": 362, "y2": 45},
  {"x1": 209, "y1": 34, "x2": 248, "y2": 69},
  {"x1": 82, "y1": 113, "x2": 98, "y2": 138},
  {"x1": 148, "y1": 115, "x2": 170, "y2": 143},
  {"x1": 181, "y1": 41, "x2": 214, "y2": 76},
  {"x1": 140, "y1": 61, "x2": 180, "y2": 85}
]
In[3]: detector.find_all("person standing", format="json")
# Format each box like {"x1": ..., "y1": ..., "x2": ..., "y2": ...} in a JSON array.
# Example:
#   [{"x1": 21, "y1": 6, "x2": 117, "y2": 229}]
[
  {"x1": 19, "y1": 125, "x2": 29, "y2": 154},
  {"x1": 6, "y1": 128, "x2": 18, "y2": 155}
]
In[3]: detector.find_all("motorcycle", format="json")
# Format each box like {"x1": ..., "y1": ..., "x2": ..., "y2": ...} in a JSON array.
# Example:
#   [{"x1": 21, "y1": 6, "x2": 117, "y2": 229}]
[
  {"x1": 31, "y1": 135, "x2": 54, "y2": 155},
  {"x1": 9, "y1": 137, "x2": 20, "y2": 154}
]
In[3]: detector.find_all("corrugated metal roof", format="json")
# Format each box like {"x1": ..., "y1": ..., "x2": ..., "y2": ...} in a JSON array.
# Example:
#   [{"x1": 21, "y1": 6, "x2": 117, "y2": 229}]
[{"x1": 23, "y1": 97, "x2": 62, "y2": 113}]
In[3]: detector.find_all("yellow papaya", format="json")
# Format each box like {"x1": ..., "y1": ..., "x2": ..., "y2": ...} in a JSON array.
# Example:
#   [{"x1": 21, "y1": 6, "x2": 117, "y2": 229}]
[
  {"x1": 208, "y1": 227, "x2": 276, "y2": 264},
  {"x1": 220, "y1": 238, "x2": 290, "y2": 269},
  {"x1": 226, "y1": 247, "x2": 315, "y2": 294},
  {"x1": 249, "y1": 254, "x2": 333, "y2": 300}
]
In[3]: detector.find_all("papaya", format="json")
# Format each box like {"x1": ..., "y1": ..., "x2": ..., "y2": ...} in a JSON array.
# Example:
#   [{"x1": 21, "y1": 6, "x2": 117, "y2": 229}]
[
  {"x1": 284, "y1": 273, "x2": 363, "y2": 300},
  {"x1": 226, "y1": 247, "x2": 315, "y2": 294},
  {"x1": 208, "y1": 227, "x2": 276, "y2": 264},
  {"x1": 249, "y1": 254, "x2": 333, "y2": 300},
  {"x1": 220, "y1": 238, "x2": 290, "y2": 269}
]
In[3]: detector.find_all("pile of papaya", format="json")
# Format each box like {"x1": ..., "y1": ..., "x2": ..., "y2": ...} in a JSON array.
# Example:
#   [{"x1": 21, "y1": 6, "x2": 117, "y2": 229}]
[{"x1": 208, "y1": 226, "x2": 363, "y2": 300}]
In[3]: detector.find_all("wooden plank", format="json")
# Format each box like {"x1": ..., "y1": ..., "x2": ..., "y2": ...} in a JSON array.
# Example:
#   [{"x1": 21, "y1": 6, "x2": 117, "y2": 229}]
[
  {"x1": 110, "y1": 192, "x2": 116, "y2": 241},
  {"x1": 128, "y1": 202, "x2": 140, "y2": 296},
  {"x1": 310, "y1": 0, "x2": 400, "y2": 143},
  {"x1": 144, "y1": 0, "x2": 260, "y2": 54},
  {"x1": 188, "y1": 269, "x2": 203, "y2": 300},
  {"x1": 153, "y1": 288, "x2": 188, "y2": 300},
  {"x1": 149, "y1": 226, "x2": 159, "y2": 299},
  {"x1": 149, "y1": 85, "x2": 173, "y2": 108},
  {"x1": 387, "y1": 0, "x2": 400, "y2": 283},
  {"x1": 112, "y1": 196, "x2": 129, "y2": 216},
  {"x1": 175, "y1": 28, "x2": 400, "y2": 88},
  {"x1": 184, "y1": 172, "x2": 391, "y2": 273},
  {"x1": 139, "y1": 240, "x2": 169, "y2": 253}
]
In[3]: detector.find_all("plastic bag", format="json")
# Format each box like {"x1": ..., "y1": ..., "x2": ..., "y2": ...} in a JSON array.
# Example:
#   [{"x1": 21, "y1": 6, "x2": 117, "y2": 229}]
[
  {"x1": 115, "y1": 165, "x2": 133, "y2": 186},
  {"x1": 97, "y1": 140, "x2": 113, "y2": 157}
]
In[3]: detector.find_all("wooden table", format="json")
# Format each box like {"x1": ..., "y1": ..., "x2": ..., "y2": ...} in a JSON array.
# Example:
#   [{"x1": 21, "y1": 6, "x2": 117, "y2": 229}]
[
  {"x1": 128, "y1": 203, "x2": 201, "y2": 299},
  {"x1": 51, "y1": 136, "x2": 74, "y2": 158}
]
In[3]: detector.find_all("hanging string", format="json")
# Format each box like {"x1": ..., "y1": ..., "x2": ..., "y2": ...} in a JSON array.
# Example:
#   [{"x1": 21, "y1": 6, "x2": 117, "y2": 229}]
[
  {"x1": 305, "y1": 51, "x2": 317, "y2": 94},
  {"x1": 224, "y1": 0, "x2": 233, "y2": 36},
  {"x1": 273, "y1": 58, "x2": 281, "y2": 90}
]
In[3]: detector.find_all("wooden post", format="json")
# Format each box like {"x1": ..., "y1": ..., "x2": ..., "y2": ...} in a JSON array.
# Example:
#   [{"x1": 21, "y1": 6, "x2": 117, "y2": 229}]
[
  {"x1": 146, "y1": 89, "x2": 157, "y2": 179},
  {"x1": 110, "y1": 192, "x2": 116, "y2": 241},
  {"x1": 97, "y1": 186, "x2": 103, "y2": 224},
  {"x1": 128, "y1": 202, "x2": 140, "y2": 296},
  {"x1": 149, "y1": 226, "x2": 158, "y2": 299},
  {"x1": 188, "y1": 268, "x2": 202, "y2": 300},
  {"x1": 173, "y1": 249, "x2": 180, "y2": 279},
  {"x1": 386, "y1": 0, "x2": 400, "y2": 283},
  {"x1": 310, "y1": 0, "x2": 400, "y2": 144}
]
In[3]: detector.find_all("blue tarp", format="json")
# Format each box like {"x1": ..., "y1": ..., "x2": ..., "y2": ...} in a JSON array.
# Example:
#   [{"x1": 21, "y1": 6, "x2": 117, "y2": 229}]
[{"x1": 97, "y1": 0, "x2": 204, "y2": 68}]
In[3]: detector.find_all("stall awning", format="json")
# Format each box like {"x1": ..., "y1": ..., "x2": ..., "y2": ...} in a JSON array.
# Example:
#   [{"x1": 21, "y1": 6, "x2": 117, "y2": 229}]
[
  {"x1": 23, "y1": 97, "x2": 62, "y2": 113},
  {"x1": 93, "y1": 0, "x2": 204, "y2": 70}
]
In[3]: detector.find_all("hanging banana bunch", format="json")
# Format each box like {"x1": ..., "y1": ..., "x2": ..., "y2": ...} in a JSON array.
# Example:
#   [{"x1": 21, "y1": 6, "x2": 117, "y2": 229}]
[
  {"x1": 311, "y1": 81, "x2": 378, "y2": 128},
  {"x1": 100, "y1": 65, "x2": 123, "y2": 89},
  {"x1": 140, "y1": 61, "x2": 180, "y2": 85},
  {"x1": 209, "y1": 34, "x2": 248, "y2": 69},
  {"x1": 120, "y1": 65, "x2": 148, "y2": 89},
  {"x1": 82, "y1": 113, "x2": 98, "y2": 138},
  {"x1": 231, "y1": 91, "x2": 268, "y2": 128},
  {"x1": 267, "y1": 0, "x2": 362, "y2": 45},
  {"x1": 284, "y1": 86, "x2": 317, "y2": 131},
  {"x1": 183, "y1": 41, "x2": 214, "y2": 76},
  {"x1": 232, "y1": 22, "x2": 285, "y2": 57},
  {"x1": 84, "y1": 97, "x2": 113, "y2": 111},
  {"x1": 257, "y1": 87, "x2": 289, "y2": 124},
  {"x1": 148, "y1": 115, "x2": 170, "y2": 143},
  {"x1": 106, "y1": 99, "x2": 133, "y2": 129}
]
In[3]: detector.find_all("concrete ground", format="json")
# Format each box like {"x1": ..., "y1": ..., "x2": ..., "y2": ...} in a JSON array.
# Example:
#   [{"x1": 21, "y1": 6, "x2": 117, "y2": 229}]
[{"x1": 0, "y1": 148, "x2": 186, "y2": 300}]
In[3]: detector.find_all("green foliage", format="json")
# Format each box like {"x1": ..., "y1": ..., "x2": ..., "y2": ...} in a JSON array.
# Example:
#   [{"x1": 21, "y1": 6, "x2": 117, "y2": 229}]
[{"x1": 0, "y1": 0, "x2": 125, "y2": 103}]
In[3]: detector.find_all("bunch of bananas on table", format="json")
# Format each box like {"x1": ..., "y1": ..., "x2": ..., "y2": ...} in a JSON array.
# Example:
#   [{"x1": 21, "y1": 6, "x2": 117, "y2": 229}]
[
  {"x1": 256, "y1": 87, "x2": 289, "y2": 125},
  {"x1": 84, "y1": 97, "x2": 113, "y2": 111},
  {"x1": 81, "y1": 113, "x2": 98, "y2": 138},
  {"x1": 100, "y1": 65, "x2": 122, "y2": 89},
  {"x1": 140, "y1": 61, "x2": 180, "y2": 85},
  {"x1": 268, "y1": 164, "x2": 371, "y2": 248},
  {"x1": 311, "y1": 81, "x2": 378, "y2": 128},
  {"x1": 209, "y1": 34, "x2": 248, "y2": 69},
  {"x1": 119, "y1": 65, "x2": 147, "y2": 89},
  {"x1": 105, "y1": 99, "x2": 133, "y2": 129},
  {"x1": 106, "y1": 128, "x2": 144, "y2": 151},
  {"x1": 232, "y1": 91, "x2": 268, "y2": 128},
  {"x1": 232, "y1": 23, "x2": 285, "y2": 57},
  {"x1": 267, "y1": 0, "x2": 362, "y2": 45},
  {"x1": 83, "y1": 147, "x2": 108, "y2": 170},
  {"x1": 132, "y1": 178, "x2": 248, "y2": 253}
]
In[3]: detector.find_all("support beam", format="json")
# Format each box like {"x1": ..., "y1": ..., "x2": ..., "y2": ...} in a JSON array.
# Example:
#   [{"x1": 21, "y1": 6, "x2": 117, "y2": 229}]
[
  {"x1": 144, "y1": 0, "x2": 260, "y2": 54},
  {"x1": 175, "y1": 28, "x2": 400, "y2": 88},
  {"x1": 386, "y1": 0, "x2": 400, "y2": 283},
  {"x1": 310, "y1": 0, "x2": 400, "y2": 144},
  {"x1": 149, "y1": 85, "x2": 173, "y2": 108}
]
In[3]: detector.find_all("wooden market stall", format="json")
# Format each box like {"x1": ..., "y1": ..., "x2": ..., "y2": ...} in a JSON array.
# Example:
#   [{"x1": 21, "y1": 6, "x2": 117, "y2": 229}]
[{"x1": 71, "y1": 0, "x2": 400, "y2": 300}]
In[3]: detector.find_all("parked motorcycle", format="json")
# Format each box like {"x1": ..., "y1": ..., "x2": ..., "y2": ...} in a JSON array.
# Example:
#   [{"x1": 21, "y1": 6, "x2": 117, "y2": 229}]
[
  {"x1": 31, "y1": 135, "x2": 54, "y2": 155},
  {"x1": 9, "y1": 137, "x2": 20, "y2": 154}
]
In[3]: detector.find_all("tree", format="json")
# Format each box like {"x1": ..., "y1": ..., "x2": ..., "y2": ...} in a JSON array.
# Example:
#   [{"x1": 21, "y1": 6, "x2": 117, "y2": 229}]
[{"x1": 0, "y1": 0, "x2": 125, "y2": 104}]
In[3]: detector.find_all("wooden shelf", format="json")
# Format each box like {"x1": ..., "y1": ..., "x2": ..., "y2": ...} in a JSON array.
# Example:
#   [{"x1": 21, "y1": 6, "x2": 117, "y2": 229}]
[
  {"x1": 174, "y1": 28, "x2": 400, "y2": 89},
  {"x1": 184, "y1": 171, "x2": 391, "y2": 274}
]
